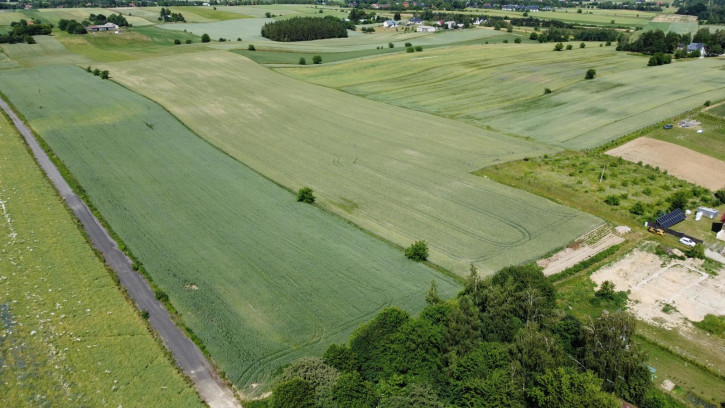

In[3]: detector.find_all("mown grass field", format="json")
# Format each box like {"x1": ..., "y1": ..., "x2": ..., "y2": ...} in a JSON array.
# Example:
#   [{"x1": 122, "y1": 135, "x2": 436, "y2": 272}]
[
  {"x1": 0, "y1": 65, "x2": 461, "y2": 395},
  {"x1": 0, "y1": 107, "x2": 203, "y2": 406},
  {"x1": 104, "y1": 50, "x2": 600, "y2": 276},
  {"x1": 0, "y1": 36, "x2": 90, "y2": 67},
  {"x1": 648, "y1": 111, "x2": 725, "y2": 162},
  {"x1": 453, "y1": 7, "x2": 656, "y2": 27},
  {"x1": 280, "y1": 45, "x2": 725, "y2": 149}
]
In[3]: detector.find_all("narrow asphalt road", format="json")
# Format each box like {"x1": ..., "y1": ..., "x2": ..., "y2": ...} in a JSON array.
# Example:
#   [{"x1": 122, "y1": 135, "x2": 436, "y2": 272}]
[{"x1": 1, "y1": 99, "x2": 242, "y2": 408}]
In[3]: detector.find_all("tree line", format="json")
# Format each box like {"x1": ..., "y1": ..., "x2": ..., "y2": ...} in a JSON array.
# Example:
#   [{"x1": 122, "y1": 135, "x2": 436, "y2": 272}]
[
  {"x1": 1, "y1": 19, "x2": 51, "y2": 44},
  {"x1": 677, "y1": 0, "x2": 725, "y2": 24},
  {"x1": 252, "y1": 264, "x2": 687, "y2": 408},
  {"x1": 261, "y1": 16, "x2": 348, "y2": 42},
  {"x1": 618, "y1": 28, "x2": 725, "y2": 57}
]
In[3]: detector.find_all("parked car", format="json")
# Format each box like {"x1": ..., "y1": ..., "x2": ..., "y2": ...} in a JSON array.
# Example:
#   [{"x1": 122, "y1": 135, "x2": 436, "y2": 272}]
[
  {"x1": 679, "y1": 237, "x2": 696, "y2": 247},
  {"x1": 663, "y1": 124, "x2": 673, "y2": 129}
]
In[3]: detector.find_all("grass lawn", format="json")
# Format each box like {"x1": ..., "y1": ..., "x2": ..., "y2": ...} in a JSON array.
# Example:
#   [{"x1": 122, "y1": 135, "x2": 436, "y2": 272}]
[
  {"x1": 647, "y1": 111, "x2": 725, "y2": 163},
  {"x1": 0, "y1": 35, "x2": 91, "y2": 67},
  {"x1": 478, "y1": 150, "x2": 717, "y2": 236},
  {"x1": 280, "y1": 44, "x2": 725, "y2": 150},
  {"x1": 0, "y1": 104, "x2": 203, "y2": 407},
  {"x1": 0, "y1": 65, "x2": 461, "y2": 396},
  {"x1": 104, "y1": 50, "x2": 600, "y2": 276}
]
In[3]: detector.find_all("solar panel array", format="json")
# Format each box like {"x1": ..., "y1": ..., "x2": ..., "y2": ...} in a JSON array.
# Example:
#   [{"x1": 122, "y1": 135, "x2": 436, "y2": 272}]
[{"x1": 656, "y1": 208, "x2": 686, "y2": 228}]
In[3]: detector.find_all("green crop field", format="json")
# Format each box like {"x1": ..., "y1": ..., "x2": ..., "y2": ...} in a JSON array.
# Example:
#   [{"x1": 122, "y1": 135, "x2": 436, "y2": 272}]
[
  {"x1": 0, "y1": 36, "x2": 90, "y2": 67},
  {"x1": 104, "y1": 50, "x2": 600, "y2": 276},
  {"x1": 0, "y1": 106, "x2": 203, "y2": 406},
  {"x1": 280, "y1": 44, "x2": 725, "y2": 149},
  {"x1": 0, "y1": 65, "x2": 461, "y2": 395},
  {"x1": 648, "y1": 111, "x2": 725, "y2": 162}
]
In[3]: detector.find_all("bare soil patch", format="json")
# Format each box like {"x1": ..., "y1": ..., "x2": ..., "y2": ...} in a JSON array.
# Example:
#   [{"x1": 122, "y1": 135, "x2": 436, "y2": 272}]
[
  {"x1": 652, "y1": 14, "x2": 698, "y2": 23},
  {"x1": 591, "y1": 248, "x2": 725, "y2": 329},
  {"x1": 607, "y1": 137, "x2": 725, "y2": 191},
  {"x1": 539, "y1": 231, "x2": 624, "y2": 276}
]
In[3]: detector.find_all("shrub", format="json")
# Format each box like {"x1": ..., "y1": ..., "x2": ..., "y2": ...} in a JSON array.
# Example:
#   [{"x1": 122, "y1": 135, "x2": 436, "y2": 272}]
[
  {"x1": 554, "y1": 42, "x2": 564, "y2": 51},
  {"x1": 405, "y1": 240, "x2": 428, "y2": 261},
  {"x1": 173, "y1": 38, "x2": 181, "y2": 45},
  {"x1": 299, "y1": 57, "x2": 306, "y2": 65},
  {"x1": 595, "y1": 280, "x2": 616, "y2": 299},
  {"x1": 604, "y1": 195, "x2": 620, "y2": 206},
  {"x1": 85, "y1": 66, "x2": 92, "y2": 72},
  {"x1": 100, "y1": 70, "x2": 110, "y2": 80},
  {"x1": 92, "y1": 68, "x2": 101, "y2": 76},
  {"x1": 271, "y1": 378, "x2": 317, "y2": 408},
  {"x1": 566, "y1": 44, "x2": 573, "y2": 50},
  {"x1": 248, "y1": 44, "x2": 256, "y2": 51},
  {"x1": 154, "y1": 289, "x2": 169, "y2": 302},
  {"x1": 201, "y1": 33, "x2": 210, "y2": 43},
  {"x1": 219, "y1": 37, "x2": 227, "y2": 42},
  {"x1": 388, "y1": 42, "x2": 393, "y2": 48},
  {"x1": 544, "y1": 88, "x2": 552, "y2": 94},
  {"x1": 629, "y1": 202, "x2": 645, "y2": 215},
  {"x1": 404, "y1": 42, "x2": 412, "y2": 47},
  {"x1": 313, "y1": 55, "x2": 322, "y2": 64},
  {"x1": 414, "y1": 46, "x2": 422, "y2": 51},
  {"x1": 715, "y1": 189, "x2": 725, "y2": 205},
  {"x1": 694, "y1": 314, "x2": 725, "y2": 335},
  {"x1": 580, "y1": 42, "x2": 585, "y2": 48},
  {"x1": 185, "y1": 39, "x2": 192, "y2": 44},
  {"x1": 704, "y1": 100, "x2": 711, "y2": 107},
  {"x1": 585, "y1": 68, "x2": 596, "y2": 79},
  {"x1": 514, "y1": 37, "x2": 521, "y2": 43},
  {"x1": 297, "y1": 187, "x2": 315, "y2": 204},
  {"x1": 406, "y1": 46, "x2": 414, "y2": 53},
  {"x1": 530, "y1": 32, "x2": 538, "y2": 40},
  {"x1": 686, "y1": 243, "x2": 705, "y2": 259},
  {"x1": 141, "y1": 310, "x2": 150, "y2": 319},
  {"x1": 237, "y1": 37, "x2": 242, "y2": 41},
  {"x1": 503, "y1": 39, "x2": 509, "y2": 43}
]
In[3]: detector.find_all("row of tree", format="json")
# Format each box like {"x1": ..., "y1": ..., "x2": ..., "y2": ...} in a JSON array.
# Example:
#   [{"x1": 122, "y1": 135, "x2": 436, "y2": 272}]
[
  {"x1": 618, "y1": 28, "x2": 725, "y2": 57},
  {"x1": 677, "y1": 1, "x2": 725, "y2": 24},
  {"x1": 159, "y1": 7, "x2": 186, "y2": 22},
  {"x1": 89, "y1": 13, "x2": 129, "y2": 27},
  {"x1": 58, "y1": 19, "x2": 88, "y2": 34},
  {"x1": 0, "y1": 19, "x2": 52, "y2": 44},
  {"x1": 261, "y1": 16, "x2": 349, "y2": 42},
  {"x1": 256, "y1": 264, "x2": 681, "y2": 408}
]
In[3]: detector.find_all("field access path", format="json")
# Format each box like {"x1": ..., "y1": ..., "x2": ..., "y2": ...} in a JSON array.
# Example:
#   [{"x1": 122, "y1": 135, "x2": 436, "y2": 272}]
[{"x1": 0, "y1": 99, "x2": 242, "y2": 408}]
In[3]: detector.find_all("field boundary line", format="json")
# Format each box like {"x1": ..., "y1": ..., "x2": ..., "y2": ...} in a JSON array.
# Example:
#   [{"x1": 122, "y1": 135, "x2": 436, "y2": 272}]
[{"x1": 0, "y1": 97, "x2": 242, "y2": 408}]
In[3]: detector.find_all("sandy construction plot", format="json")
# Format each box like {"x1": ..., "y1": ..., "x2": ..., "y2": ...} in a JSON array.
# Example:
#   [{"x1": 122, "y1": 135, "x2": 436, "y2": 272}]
[
  {"x1": 607, "y1": 137, "x2": 725, "y2": 191},
  {"x1": 539, "y1": 231, "x2": 624, "y2": 276},
  {"x1": 592, "y1": 249, "x2": 725, "y2": 329}
]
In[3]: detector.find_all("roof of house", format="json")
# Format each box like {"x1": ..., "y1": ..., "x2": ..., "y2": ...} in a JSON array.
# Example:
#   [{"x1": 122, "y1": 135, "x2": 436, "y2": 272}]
[
  {"x1": 409, "y1": 17, "x2": 422, "y2": 22},
  {"x1": 688, "y1": 42, "x2": 705, "y2": 51}
]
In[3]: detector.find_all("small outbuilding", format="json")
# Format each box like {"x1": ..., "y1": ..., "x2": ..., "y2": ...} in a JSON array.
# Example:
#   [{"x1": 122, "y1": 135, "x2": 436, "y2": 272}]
[
  {"x1": 383, "y1": 20, "x2": 398, "y2": 28},
  {"x1": 417, "y1": 25, "x2": 436, "y2": 32},
  {"x1": 697, "y1": 206, "x2": 719, "y2": 219},
  {"x1": 409, "y1": 17, "x2": 423, "y2": 25},
  {"x1": 88, "y1": 22, "x2": 119, "y2": 32}
]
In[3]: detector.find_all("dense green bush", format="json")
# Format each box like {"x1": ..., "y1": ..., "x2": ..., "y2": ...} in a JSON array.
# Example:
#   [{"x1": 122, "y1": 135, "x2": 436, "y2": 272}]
[
  {"x1": 404, "y1": 240, "x2": 428, "y2": 261},
  {"x1": 585, "y1": 68, "x2": 597, "y2": 79},
  {"x1": 313, "y1": 55, "x2": 322, "y2": 64},
  {"x1": 201, "y1": 33, "x2": 210, "y2": 43},
  {"x1": 261, "y1": 16, "x2": 348, "y2": 42},
  {"x1": 297, "y1": 187, "x2": 315, "y2": 204}
]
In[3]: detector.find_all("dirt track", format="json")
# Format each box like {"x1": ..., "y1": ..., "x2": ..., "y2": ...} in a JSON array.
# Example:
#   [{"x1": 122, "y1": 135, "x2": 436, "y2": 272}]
[
  {"x1": 607, "y1": 137, "x2": 725, "y2": 191},
  {"x1": 0, "y1": 99, "x2": 242, "y2": 408}
]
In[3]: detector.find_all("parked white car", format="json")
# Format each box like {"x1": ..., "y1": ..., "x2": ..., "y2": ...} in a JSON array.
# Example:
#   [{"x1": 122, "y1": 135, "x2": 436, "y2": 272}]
[{"x1": 679, "y1": 237, "x2": 696, "y2": 247}]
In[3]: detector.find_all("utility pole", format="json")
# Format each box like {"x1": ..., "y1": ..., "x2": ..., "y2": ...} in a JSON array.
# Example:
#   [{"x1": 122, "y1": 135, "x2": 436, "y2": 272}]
[{"x1": 599, "y1": 164, "x2": 606, "y2": 183}]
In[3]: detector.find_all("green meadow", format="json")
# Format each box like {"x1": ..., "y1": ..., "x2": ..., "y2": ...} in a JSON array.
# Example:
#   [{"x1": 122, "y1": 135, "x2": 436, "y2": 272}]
[
  {"x1": 0, "y1": 106, "x2": 203, "y2": 407},
  {"x1": 281, "y1": 44, "x2": 725, "y2": 149},
  {"x1": 105, "y1": 50, "x2": 600, "y2": 276},
  {"x1": 0, "y1": 65, "x2": 461, "y2": 395}
]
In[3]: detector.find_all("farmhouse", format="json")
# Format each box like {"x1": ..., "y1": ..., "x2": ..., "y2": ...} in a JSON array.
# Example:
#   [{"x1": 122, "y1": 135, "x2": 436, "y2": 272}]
[
  {"x1": 527, "y1": 5, "x2": 539, "y2": 11},
  {"x1": 88, "y1": 22, "x2": 119, "y2": 32},
  {"x1": 687, "y1": 42, "x2": 706, "y2": 58},
  {"x1": 502, "y1": 4, "x2": 517, "y2": 11},
  {"x1": 383, "y1": 19, "x2": 398, "y2": 28},
  {"x1": 409, "y1": 17, "x2": 423, "y2": 25},
  {"x1": 444, "y1": 20, "x2": 457, "y2": 29},
  {"x1": 417, "y1": 25, "x2": 437, "y2": 32}
]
